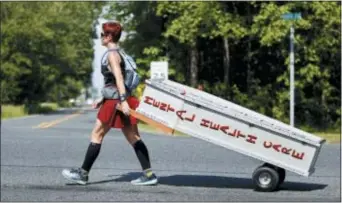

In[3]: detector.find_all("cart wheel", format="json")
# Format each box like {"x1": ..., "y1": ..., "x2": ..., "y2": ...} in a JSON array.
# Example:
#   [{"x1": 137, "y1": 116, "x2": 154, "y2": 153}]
[
  {"x1": 252, "y1": 166, "x2": 279, "y2": 192},
  {"x1": 277, "y1": 168, "x2": 286, "y2": 185}
]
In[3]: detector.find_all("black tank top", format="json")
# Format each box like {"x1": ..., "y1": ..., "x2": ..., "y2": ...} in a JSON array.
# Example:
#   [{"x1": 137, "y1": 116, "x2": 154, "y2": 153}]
[{"x1": 101, "y1": 49, "x2": 125, "y2": 86}]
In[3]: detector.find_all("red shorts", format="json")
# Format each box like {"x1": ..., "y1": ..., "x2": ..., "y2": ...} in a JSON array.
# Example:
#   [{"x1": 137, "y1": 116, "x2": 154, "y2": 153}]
[{"x1": 97, "y1": 96, "x2": 140, "y2": 128}]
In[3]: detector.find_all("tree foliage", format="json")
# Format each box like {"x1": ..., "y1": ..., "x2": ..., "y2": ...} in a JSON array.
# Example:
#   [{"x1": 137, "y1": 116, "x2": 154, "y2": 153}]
[
  {"x1": 1, "y1": 2, "x2": 104, "y2": 105},
  {"x1": 106, "y1": 1, "x2": 340, "y2": 131},
  {"x1": 1, "y1": 2, "x2": 339, "y2": 131}
]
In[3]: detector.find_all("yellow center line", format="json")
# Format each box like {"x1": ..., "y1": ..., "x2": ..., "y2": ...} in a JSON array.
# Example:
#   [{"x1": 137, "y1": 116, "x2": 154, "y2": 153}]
[{"x1": 32, "y1": 110, "x2": 82, "y2": 129}]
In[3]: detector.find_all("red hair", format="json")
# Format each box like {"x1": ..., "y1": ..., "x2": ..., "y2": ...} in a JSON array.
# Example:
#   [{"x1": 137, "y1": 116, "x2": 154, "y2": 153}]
[{"x1": 102, "y1": 22, "x2": 122, "y2": 43}]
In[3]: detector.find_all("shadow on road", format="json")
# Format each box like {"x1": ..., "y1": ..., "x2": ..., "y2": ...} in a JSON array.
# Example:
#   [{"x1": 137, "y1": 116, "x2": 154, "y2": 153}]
[{"x1": 90, "y1": 172, "x2": 327, "y2": 192}]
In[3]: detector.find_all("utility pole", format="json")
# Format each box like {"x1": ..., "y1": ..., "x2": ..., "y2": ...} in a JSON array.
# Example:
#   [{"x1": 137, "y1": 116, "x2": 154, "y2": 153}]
[{"x1": 282, "y1": 12, "x2": 301, "y2": 127}]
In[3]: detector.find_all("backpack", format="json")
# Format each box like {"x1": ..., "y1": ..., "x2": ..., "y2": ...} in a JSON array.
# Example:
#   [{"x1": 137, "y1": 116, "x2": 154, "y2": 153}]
[
  {"x1": 102, "y1": 48, "x2": 140, "y2": 93},
  {"x1": 118, "y1": 49, "x2": 140, "y2": 93}
]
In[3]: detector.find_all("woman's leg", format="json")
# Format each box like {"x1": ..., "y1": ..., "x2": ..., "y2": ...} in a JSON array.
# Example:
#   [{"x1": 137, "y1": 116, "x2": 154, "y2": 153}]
[
  {"x1": 81, "y1": 119, "x2": 112, "y2": 172},
  {"x1": 62, "y1": 118, "x2": 112, "y2": 185},
  {"x1": 121, "y1": 122, "x2": 158, "y2": 185},
  {"x1": 122, "y1": 124, "x2": 141, "y2": 145}
]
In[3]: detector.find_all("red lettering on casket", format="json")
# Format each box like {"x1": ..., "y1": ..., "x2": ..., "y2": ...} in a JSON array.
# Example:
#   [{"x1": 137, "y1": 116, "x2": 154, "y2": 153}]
[
  {"x1": 246, "y1": 135, "x2": 257, "y2": 144},
  {"x1": 153, "y1": 100, "x2": 160, "y2": 107},
  {"x1": 144, "y1": 96, "x2": 153, "y2": 105},
  {"x1": 176, "y1": 110, "x2": 186, "y2": 120},
  {"x1": 185, "y1": 114, "x2": 196, "y2": 122},
  {"x1": 210, "y1": 122, "x2": 220, "y2": 130},
  {"x1": 220, "y1": 126, "x2": 229, "y2": 134},
  {"x1": 272, "y1": 144, "x2": 281, "y2": 152},
  {"x1": 228, "y1": 129, "x2": 237, "y2": 137},
  {"x1": 263, "y1": 140, "x2": 304, "y2": 160},
  {"x1": 292, "y1": 150, "x2": 304, "y2": 160},
  {"x1": 200, "y1": 119, "x2": 210, "y2": 127},
  {"x1": 236, "y1": 131, "x2": 246, "y2": 138},
  {"x1": 167, "y1": 104, "x2": 175, "y2": 112},
  {"x1": 281, "y1": 147, "x2": 292, "y2": 155},
  {"x1": 159, "y1": 103, "x2": 167, "y2": 111},
  {"x1": 263, "y1": 141, "x2": 272, "y2": 148}
]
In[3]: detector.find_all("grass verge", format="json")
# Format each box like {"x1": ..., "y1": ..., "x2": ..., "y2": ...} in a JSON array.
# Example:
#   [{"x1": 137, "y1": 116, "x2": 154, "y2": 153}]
[
  {"x1": 314, "y1": 132, "x2": 341, "y2": 144},
  {"x1": 1, "y1": 103, "x2": 59, "y2": 120},
  {"x1": 1, "y1": 105, "x2": 27, "y2": 119}
]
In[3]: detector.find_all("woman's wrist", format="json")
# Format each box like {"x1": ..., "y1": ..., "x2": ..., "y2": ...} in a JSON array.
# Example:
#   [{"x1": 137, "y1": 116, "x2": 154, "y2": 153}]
[
  {"x1": 119, "y1": 93, "x2": 127, "y2": 103},
  {"x1": 98, "y1": 97, "x2": 104, "y2": 103}
]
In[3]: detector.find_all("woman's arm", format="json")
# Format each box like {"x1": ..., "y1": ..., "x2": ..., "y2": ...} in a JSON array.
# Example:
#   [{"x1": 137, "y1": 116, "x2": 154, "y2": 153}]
[{"x1": 107, "y1": 51, "x2": 130, "y2": 115}]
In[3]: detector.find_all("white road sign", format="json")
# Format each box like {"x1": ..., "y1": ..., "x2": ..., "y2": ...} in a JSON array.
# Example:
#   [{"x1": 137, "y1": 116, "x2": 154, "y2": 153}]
[{"x1": 150, "y1": 61, "x2": 168, "y2": 81}]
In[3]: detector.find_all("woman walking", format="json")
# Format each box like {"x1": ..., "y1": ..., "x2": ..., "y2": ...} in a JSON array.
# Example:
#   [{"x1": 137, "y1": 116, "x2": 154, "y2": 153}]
[{"x1": 62, "y1": 21, "x2": 158, "y2": 186}]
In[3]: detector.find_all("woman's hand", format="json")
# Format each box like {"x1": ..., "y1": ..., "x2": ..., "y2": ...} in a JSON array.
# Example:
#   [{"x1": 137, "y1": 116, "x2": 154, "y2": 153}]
[
  {"x1": 92, "y1": 98, "x2": 103, "y2": 109},
  {"x1": 120, "y1": 100, "x2": 130, "y2": 115}
]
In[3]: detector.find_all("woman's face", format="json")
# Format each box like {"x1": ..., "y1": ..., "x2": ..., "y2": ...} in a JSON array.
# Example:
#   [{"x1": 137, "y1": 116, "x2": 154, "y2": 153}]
[{"x1": 101, "y1": 32, "x2": 111, "y2": 46}]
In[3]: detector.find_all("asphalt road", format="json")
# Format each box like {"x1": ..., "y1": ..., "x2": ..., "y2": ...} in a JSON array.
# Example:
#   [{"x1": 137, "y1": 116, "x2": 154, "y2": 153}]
[{"x1": 1, "y1": 108, "x2": 341, "y2": 202}]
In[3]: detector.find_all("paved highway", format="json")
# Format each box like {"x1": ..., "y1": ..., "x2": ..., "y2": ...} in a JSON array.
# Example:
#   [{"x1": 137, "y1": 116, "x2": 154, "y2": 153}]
[{"x1": 1, "y1": 108, "x2": 341, "y2": 201}]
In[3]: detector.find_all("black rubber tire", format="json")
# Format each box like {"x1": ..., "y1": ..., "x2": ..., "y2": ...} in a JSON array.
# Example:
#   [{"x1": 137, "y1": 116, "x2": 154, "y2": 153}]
[
  {"x1": 252, "y1": 166, "x2": 280, "y2": 192},
  {"x1": 260, "y1": 163, "x2": 286, "y2": 189},
  {"x1": 262, "y1": 162, "x2": 273, "y2": 167},
  {"x1": 277, "y1": 168, "x2": 286, "y2": 185}
]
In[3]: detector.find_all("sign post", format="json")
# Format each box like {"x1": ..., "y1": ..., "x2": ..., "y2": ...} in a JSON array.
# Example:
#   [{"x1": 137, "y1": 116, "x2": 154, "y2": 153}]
[{"x1": 281, "y1": 12, "x2": 301, "y2": 127}]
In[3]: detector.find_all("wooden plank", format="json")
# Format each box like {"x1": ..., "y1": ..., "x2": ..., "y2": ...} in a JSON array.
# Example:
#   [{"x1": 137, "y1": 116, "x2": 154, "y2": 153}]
[{"x1": 116, "y1": 106, "x2": 174, "y2": 135}]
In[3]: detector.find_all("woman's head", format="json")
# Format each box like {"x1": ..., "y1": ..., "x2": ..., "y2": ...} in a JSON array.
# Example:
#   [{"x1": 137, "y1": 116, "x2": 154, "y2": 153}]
[{"x1": 101, "y1": 22, "x2": 122, "y2": 46}]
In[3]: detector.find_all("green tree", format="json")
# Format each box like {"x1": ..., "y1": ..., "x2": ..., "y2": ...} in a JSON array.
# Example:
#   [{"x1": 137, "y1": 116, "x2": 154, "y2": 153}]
[
  {"x1": 1, "y1": 2, "x2": 104, "y2": 106},
  {"x1": 104, "y1": 1, "x2": 340, "y2": 131},
  {"x1": 252, "y1": 1, "x2": 341, "y2": 129}
]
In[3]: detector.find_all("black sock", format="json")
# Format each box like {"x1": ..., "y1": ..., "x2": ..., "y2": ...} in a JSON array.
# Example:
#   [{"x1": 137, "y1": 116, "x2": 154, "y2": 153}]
[
  {"x1": 81, "y1": 142, "x2": 102, "y2": 172},
  {"x1": 133, "y1": 140, "x2": 151, "y2": 172}
]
